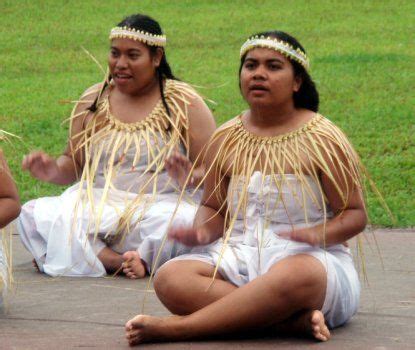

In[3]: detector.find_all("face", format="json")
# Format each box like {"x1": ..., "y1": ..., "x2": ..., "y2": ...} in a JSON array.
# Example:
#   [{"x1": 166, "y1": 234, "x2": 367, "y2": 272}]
[
  {"x1": 108, "y1": 38, "x2": 162, "y2": 94},
  {"x1": 240, "y1": 48, "x2": 301, "y2": 108}
]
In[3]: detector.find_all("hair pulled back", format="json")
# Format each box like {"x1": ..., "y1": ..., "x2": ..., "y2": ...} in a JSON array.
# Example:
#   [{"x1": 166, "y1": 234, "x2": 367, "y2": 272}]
[
  {"x1": 89, "y1": 14, "x2": 177, "y2": 115},
  {"x1": 239, "y1": 30, "x2": 319, "y2": 112}
]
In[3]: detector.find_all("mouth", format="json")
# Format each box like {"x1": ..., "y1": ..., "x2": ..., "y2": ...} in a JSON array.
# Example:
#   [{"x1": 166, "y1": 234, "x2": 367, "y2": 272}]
[
  {"x1": 249, "y1": 84, "x2": 269, "y2": 93},
  {"x1": 114, "y1": 73, "x2": 133, "y2": 83}
]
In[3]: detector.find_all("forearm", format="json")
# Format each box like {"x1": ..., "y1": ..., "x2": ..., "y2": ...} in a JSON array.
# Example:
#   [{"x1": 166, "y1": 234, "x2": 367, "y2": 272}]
[
  {"x1": 191, "y1": 165, "x2": 205, "y2": 186},
  {"x1": 50, "y1": 154, "x2": 80, "y2": 185},
  {"x1": 0, "y1": 198, "x2": 21, "y2": 228},
  {"x1": 193, "y1": 205, "x2": 224, "y2": 244},
  {"x1": 301, "y1": 208, "x2": 367, "y2": 247}
]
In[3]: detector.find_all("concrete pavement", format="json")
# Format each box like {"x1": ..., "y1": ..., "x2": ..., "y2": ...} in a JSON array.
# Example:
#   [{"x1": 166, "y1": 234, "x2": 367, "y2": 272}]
[{"x1": 1, "y1": 229, "x2": 414, "y2": 349}]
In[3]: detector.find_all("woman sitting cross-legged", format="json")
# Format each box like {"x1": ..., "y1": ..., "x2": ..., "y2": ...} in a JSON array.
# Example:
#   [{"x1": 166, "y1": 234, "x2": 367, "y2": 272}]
[
  {"x1": 17, "y1": 14, "x2": 216, "y2": 278},
  {"x1": 125, "y1": 30, "x2": 367, "y2": 344}
]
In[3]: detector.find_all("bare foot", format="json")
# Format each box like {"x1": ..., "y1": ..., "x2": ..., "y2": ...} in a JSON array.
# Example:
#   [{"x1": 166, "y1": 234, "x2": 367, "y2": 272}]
[
  {"x1": 32, "y1": 259, "x2": 40, "y2": 272},
  {"x1": 277, "y1": 310, "x2": 330, "y2": 342},
  {"x1": 122, "y1": 251, "x2": 146, "y2": 279},
  {"x1": 125, "y1": 314, "x2": 182, "y2": 346},
  {"x1": 302, "y1": 310, "x2": 330, "y2": 341}
]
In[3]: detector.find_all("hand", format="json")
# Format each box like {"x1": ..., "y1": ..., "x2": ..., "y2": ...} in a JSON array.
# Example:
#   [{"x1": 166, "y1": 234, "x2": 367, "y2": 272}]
[
  {"x1": 278, "y1": 227, "x2": 322, "y2": 247},
  {"x1": 22, "y1": 151, "x2": 60, "y2": 182},
  {"x1": 165, "y1": 151, "x2": 194, "y2": 189},
  {"x1": 168, "y1": 224, "x2": 211, "y2": 247}
]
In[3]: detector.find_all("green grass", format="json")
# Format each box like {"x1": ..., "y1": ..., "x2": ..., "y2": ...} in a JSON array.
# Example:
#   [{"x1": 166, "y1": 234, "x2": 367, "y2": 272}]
[{"x1": 0, "y1": 0, "x2": 413, "y2": 226}]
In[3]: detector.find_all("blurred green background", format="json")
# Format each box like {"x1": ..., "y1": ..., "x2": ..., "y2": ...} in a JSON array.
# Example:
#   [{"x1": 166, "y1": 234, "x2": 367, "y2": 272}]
[{"x1": 0, "y1": 0, "x2": 413, "y2": 226}]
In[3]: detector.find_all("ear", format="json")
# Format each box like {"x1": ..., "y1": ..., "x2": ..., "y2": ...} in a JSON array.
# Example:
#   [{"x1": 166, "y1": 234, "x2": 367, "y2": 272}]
[
  {"x1": 153, "y1": 48, "x2": 164, "y2": 68},
  {"x1": 293, "y1": 75, "x2": 302, "y2": 93}
]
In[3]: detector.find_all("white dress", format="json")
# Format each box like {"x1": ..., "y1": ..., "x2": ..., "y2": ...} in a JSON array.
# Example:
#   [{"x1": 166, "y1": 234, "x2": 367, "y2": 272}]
[
  {"x1": 171, "y1": 172, "x2": 360, "y2": 329},
  {"x1": 17, "y1": 131, "x2": 197, "y2": 277},
  {"x1": 0, "y1": 235, "x2": 7, "y2": 309}
]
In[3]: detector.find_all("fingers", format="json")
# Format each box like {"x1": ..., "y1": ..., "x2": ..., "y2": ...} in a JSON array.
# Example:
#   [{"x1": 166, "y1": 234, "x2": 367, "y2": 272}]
[
  {"x1": 278, "y1": 229, "x2": 319, "y2": 246},
  {"x1": 277, "y1": 230, "x2": 291, "y2": 240},
  {"x1": 168, "y1": 225, "x2": 187, "y2": 241},
  {"x1": 22, "y1": 151, "x2": 58, "y2": 181},
  {"x1": 22, "y1": 151, "x2": 52, "y2": 170},
  {"x1": 168, "y1": 225, "x2": 199, "y2": 246},
  {"x1": 165, "y1": 151, "x2": 192, "y2": 172}
]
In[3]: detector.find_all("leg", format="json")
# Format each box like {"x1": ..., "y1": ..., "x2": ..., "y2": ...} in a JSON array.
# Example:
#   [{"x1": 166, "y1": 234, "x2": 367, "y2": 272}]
[
  {"x1": 154, "y1": 260, "x2": 237, "y2": 315},
  {"x1": 97, "y1": 247, "x2": 124, "y2": 274},
  {"x1": 122, "y1": 251, "x2": 146, "y2": 279},
  {"x1": 126, "y1": 254, "x2": 327, "y2": 345}
]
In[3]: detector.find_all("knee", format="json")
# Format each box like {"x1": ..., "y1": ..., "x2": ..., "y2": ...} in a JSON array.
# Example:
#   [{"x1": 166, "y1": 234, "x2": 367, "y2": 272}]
[
  {"x1": 267, "y1": 255, "x2": 327, "y2": 307},
  {"x1": 154, "y1": 262, "x2": 183, "y2": 303}
]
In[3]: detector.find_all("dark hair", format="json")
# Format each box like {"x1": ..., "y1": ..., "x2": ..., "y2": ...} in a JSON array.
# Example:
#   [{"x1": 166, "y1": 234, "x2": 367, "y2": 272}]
[
  {"x1": 89, "y1": 14, "x2": 177, "y2": 114},
  {"x1": 239, "y1": 30, "x2": 319, "y2": 112}
]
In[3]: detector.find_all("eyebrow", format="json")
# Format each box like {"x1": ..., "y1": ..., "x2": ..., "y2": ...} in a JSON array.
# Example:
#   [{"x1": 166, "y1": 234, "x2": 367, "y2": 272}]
[
  {"x1": 245, "y1": 57, "x2": 285, "y2": 64},
  {"x1": 110, "y1": 46, "x2": 141, "y2": 53}
]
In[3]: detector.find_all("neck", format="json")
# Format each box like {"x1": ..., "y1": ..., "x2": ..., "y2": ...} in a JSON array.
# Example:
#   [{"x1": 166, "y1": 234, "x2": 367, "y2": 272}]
[{"x1": 249, "y1": 100, "x2": 296, "y2": 128}]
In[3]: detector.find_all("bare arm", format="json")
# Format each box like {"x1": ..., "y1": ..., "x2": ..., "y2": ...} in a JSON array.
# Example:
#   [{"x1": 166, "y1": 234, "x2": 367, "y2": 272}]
[
  {"x1": 169, "y1": 130, "x2": 228, "y2": 246},
  {"x1": 22, "y1": 84, "x2": 102, "y2": 185},
  {"x1": 282, "y1": 144, "x2": 367, "y2": 246},
  {"x1": 165, "y1": 93, "x2": 216, "y2": 189},
  {"x1": 0, "y1": 150, "x2": 21, "y2": 228}
]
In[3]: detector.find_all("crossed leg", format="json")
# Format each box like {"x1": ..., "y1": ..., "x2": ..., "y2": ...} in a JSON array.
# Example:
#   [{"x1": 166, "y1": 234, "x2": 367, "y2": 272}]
[{"x1": 125, "y1": 254, "x2": 330, "y2": 345}]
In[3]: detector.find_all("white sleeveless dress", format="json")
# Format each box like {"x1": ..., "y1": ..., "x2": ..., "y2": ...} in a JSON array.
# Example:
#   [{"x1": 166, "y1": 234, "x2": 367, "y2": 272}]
[{"x1": 18, "y1": 131, "x2": 198, "y2": 277}]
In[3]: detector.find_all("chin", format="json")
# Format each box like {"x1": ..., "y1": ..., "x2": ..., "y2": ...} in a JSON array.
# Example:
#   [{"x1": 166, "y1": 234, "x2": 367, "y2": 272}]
[
  {"x1": 247, "y1": 97, "x2": 273, "y2": 107},
  {"x1": 115, "y1": 83, "x2": 136, "y2": 94}
]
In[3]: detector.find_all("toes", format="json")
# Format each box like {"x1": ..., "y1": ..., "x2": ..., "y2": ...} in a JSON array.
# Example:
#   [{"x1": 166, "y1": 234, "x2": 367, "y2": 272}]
[
  {"x1": 126, "y1": 272, "x2": 138, "y2": 279},
  {"x1": 315, "y1": 333, "x2": 328, "y2": 342},
  {"x1": 122, "y1": 251, "x2": 134, "y2": 262},
  {"x1": 123, "y1": 266, "x2": 132, "y2": 274},
  {"x1": 125, "y1": 321, "x2": 133, "y2": 331},
  {"x1": 127, "y1": 333, "x2": 142, "y2": 346},
  {"x1": 310, "y1": 311, "x2": 321, "y2": 324},
  {"x1": 129, "y1": 337, "x2": 141, "y2": 346},
  {"x1": 307, "y1": 310, "x2": 330, "y2": 342},
  {"x1": 126, "y1": 329, "x2": 140, "y2": 339},
  {"x1": 322, "y1": 326, "x2": 331, "y2": 340},
  {"x1": 312, "y1": 324, "x2": 320, "y2": 333}
]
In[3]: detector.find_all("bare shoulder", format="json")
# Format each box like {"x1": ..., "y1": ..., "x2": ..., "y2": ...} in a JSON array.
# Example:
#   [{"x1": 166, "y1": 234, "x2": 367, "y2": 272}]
[
  {"x1": 205, "y1": 116, "x2": 239, "y2": 151},
  {"x1": 314, "y1": 114, "x2": 356, "y2": 149},
  {"x1": 217, "y1": 116, "x2": 239, "y2": 131},
  {"x1": 78, "y1": 82, "x2": 104, "y2": 104},
  {"x1": 72, "y1": 82, "x2": 104, "y2": 116},
  {"x1": 170, "y1": 80, "x2": 217, "y2": 137},
  {"x1": 173, "y1": 80, "x2": 213, "y2": 118},
  {"x1": 69, "y1": 82, "x2": 104, "y2": 132}
]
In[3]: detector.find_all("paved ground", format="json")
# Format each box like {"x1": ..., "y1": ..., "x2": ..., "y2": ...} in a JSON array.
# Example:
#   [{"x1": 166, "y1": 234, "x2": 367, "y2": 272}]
[{"x1": 1, "y1": 229, "x2": 414, "y2": 349}]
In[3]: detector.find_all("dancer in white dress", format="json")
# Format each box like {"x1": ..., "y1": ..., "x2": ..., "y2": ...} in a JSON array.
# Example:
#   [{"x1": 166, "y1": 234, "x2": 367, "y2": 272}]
[
  {"x1": 17, "y1": 14, "x2": 215, "y2": 278},
  {"x1": 0, "y1": 130, "x2": 21, "y2": 310},
  {"x1": 125, "y1": 31, "x2": 371, "y2": 344}
]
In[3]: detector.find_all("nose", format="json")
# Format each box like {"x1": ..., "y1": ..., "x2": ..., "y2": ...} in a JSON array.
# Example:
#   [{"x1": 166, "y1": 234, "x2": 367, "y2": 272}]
[
  {"x1": 115, "y1": 54, "x2": 128, "y2": 69},
  {"x1": 252, "y1": 65, "x2": 267, "y2": 80}
]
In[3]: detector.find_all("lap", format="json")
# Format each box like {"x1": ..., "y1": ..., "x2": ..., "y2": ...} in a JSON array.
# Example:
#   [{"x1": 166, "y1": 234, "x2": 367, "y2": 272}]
[
  {"x1": 170, "y1": 243, "x2": 359, "y2": 328},
  {"x1": 158, "y1": 259, "x2": 226, "y2": 280}
]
